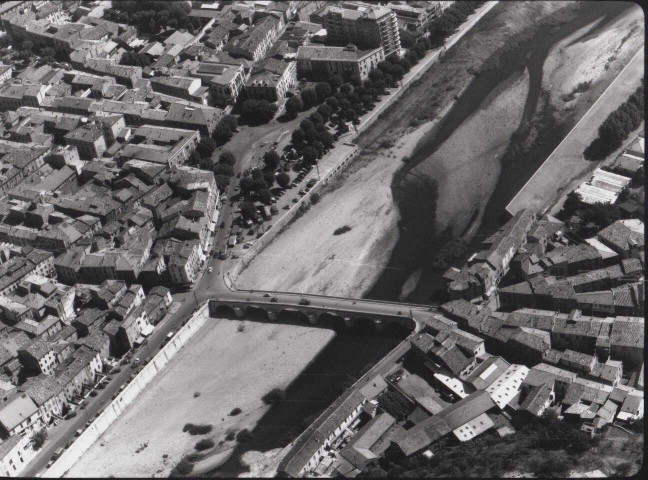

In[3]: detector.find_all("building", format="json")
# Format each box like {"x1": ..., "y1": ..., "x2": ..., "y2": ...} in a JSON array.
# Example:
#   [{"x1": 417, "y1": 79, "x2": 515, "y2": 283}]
[
  {"x1": 224, "y1": 16, "x2": 281, "y2": 61},
  {"x1": 245, "y1": 57, "x2": 297, "y2": 104},
  {"x1": 296, "y1": 44, "x2": 384, "y2": 82},
  {"x1": 596, "y1": 220, "x2": 644, "y2": 259},
  {"x1": 322, "y1": 4, "x2": 400, "y2": 57},
  {"x1": 167, "y1": 240, "x2": 204, "y2": 284},
  {"x1": 0, "y1": 433, "x2": 36, "y2": 477},
  {"x1": 63, "y1": 122, "x2": 107, "y2": 160}
]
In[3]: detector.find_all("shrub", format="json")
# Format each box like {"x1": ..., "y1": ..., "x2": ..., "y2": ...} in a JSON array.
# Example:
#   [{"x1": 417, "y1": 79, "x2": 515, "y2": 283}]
[
  {"x1": 171, "y1": 458, "x2": 194, "y2": 476},
  {"x1": 195, "y1": 438, "x2": 215, "y2": 451},
  {"x1": 236, "y1": 429, "x2": 253, "y2": 443},
  {"x1": 183, "y1": 423, "x2": 213, "y2": 435},
  {"x1": 225, "y1": 430, "x2": 236, "y2": 441},
  {"x1": 333, "y1": 225, "x2": 352, "y2": 235},
  {"x1": 311, "y1": 192, "x2": 320, "y2": 204},
  {"x1": 237, "y1": 323, "x2": 245, "y2": 332},
  {"x1": 230, "y1": 407, "x2": 242, "y2": 416},
  {"x1": 262, "y1": 388, "x2": 286, "y2": 405}
]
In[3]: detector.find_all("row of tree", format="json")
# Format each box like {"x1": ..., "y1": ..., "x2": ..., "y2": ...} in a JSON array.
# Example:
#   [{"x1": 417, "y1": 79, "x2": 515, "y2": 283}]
[
  {"x1": 584, "y1": 81, "x2": 644, "y2": 161},
  {"x1": 103, "y1": 1, "x2": 202, "y2": 35},
  {"x1": 427, "y1": 1, "x2": 485, "y2": 48}
]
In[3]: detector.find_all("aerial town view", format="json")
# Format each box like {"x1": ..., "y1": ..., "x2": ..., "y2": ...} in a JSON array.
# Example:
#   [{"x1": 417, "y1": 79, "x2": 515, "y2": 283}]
[{"x1": 0, "y1": 0, "x2": 644, "y2": 478}]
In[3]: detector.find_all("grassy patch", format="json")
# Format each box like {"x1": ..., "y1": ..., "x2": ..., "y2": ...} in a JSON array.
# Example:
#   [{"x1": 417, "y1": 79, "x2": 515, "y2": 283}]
[
  {"x1": 183, "y1": 423, "x2": 213, "y2": 435},
  {"x1": 195, "y1": 438, "x2": 215, "y2": 451},
  {"x1": 262, "y1": 388, "x2": 286, "y2": 405}
]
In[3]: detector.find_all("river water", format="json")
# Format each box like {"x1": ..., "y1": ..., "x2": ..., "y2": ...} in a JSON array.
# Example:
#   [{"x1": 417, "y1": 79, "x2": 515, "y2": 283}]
[{"x1": 366, "y1": 1, "x2": 635, "y2": 304}]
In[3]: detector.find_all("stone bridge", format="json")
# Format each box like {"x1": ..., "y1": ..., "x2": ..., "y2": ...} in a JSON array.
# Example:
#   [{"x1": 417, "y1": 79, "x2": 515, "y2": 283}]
[{"x1": 209, "y1": 290, "x2": 445, "y2": 333}]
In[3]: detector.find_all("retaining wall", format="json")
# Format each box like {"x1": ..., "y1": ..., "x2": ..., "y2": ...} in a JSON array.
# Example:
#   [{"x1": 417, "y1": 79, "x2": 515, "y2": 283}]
[{"x1": 48, "y1": 302, "x2": 211, "y2": 478}]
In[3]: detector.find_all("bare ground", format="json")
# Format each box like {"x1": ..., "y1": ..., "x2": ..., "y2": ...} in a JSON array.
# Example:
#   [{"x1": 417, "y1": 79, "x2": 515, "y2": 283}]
[{"x1": 65, "y1": 319, "x2": 335, "y2": 478}]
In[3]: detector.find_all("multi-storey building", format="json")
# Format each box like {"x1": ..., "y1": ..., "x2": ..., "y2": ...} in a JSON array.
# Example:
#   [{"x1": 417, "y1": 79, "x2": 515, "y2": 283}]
[
  {"x1": 322, "y1": 4, "x2": 401, "y2": 56},
  {"x1": 297, "y1": 44, "x2": 384, "y2": 82}
]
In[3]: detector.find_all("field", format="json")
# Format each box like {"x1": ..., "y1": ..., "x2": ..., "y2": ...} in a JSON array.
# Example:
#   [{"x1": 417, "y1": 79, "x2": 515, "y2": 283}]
[{"x1": 65, "y1": 319, "x2": 334, "y2": 477}]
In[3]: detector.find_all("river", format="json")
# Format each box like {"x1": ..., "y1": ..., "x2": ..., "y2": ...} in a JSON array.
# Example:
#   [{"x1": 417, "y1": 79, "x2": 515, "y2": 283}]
[{"x1": 366, "y1": 1, "x2": 636, "y2": 304}]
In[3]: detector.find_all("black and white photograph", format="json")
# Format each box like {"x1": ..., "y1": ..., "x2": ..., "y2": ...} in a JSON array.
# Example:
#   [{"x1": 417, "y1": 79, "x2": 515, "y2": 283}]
[{"x1": 0, "y1": 0, "x2": 644, "y2": 478}]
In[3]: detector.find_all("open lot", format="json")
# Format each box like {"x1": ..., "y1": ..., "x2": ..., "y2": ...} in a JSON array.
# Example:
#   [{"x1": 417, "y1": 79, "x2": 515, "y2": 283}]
[{"x1": 65, "y1": 318, "x2": 334, "y2": 477}]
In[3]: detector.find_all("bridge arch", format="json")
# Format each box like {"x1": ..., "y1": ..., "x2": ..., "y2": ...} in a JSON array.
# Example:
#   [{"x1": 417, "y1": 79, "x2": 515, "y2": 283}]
[
  {"x1": 211, "y1": 304, "x2": 237, "y2": 319},
  {"x1": 244, "y1": 305, "x2": 271, "y2": 321},
  {"x1": 317, "y1": 312, "x2": 346, "y2": 331}
]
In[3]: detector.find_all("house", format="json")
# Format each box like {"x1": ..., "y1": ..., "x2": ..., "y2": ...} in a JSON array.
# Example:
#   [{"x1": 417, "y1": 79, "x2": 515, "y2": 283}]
[
  {"x1": 484, "y1": 364, "x2": 529, "y2": 409},
  {"x1": 609, "y1": 316, "x2": 643, "y2": 367},
  {"x1": 245, "y1": 57, "x2": 297, "y2": 104},
  {"x1": 17, "y1": 373, "x2": 66, "y2": 426},
  {"x1": 0, "y1": 392, "x2": 41, "y2": 438},
  {"x1": 54, "y1": 346, "x2": 102, "y2": 402},
  {"x1": 0, "y1": 433, "x2": 36, "y2": 477},
  {"x1": 167, "y1": 240, "x2": 204, "y2": 284},
  {"x1": 224, "y1": 16, "x2": 281, "y2": 61},
  {"x1": 596, "y1": 219, "x2": 643, "y2": 259},
  {"x1": 338, "y1": 412, "x2": 396, "y2": 473},
  {"x1": 63, "y1": 123, "x2": 107, "y2": 160}
]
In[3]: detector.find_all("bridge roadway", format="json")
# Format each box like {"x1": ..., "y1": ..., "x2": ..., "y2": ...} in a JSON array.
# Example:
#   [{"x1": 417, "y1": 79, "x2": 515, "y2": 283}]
[{"x1": 209, "y1": 288, "x2": 445, "y2": 332}]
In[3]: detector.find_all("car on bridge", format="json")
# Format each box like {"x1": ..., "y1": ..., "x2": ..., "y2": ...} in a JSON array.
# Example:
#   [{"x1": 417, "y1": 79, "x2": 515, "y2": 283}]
[{"x1": 299, "y1": 298, "x2": 311, "y2": 305}]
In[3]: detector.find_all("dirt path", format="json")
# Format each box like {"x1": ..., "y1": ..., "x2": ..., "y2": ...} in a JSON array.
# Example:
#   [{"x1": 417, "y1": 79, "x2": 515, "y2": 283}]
[{"x1": 65, "y1": 319, "x2": 335, "y2": 477}]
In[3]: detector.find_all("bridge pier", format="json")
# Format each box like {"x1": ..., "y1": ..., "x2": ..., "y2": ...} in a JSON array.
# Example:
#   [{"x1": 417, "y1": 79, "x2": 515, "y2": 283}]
[
  {"x1": 344, "y1": 317, "x2": 356, "y2": 328},
  {"x1": 233, "y1": 307, "x2": 245, "y2": 319},
  {"x1": 374, "y1": 320, "x2": 385, "y2": 332},
  {"x1": 267, "y1": 310, "x2": 278, "y2": 321},
  {"x1": 307, "y1": 313, "x2": 318, "y2": 325}
]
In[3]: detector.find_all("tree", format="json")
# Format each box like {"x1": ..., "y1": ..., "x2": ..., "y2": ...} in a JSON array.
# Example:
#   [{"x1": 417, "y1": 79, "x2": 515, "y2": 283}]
[
  {"x1": 340, "y1": 83, "x2": 353, "y2": 95},
  {"x1": 215, "y1": 174, "x2": 230, "y2": 191},
  {"x1": 220, "y1": 115, "x2": 238, "y2": 131},
  {"x1": 318, "y1": 130, "x2": 335, "y2": 148},
  {"x1": 263, "y1": 170, "x2": 275, "y2": 186},
  {"x1": 300, "y1": 118, "x2": 314, "y2": 131},
  {"x1": 219, "y1": 151, "x2": 236, "y2": 165},
  {"x1": 311, "y1": 192, "x2": 321, "y2": 204},
  {"x1": 214, "y1": 164, "x2": 234, "y2": 176},
  {"x1": 258, "y1": 188, "x2": 272, "y2": 204},
  {"x1": 328, "y1": 75, "x2": 343, "y2": 91},
  {"x1": 251, "y1": 168, "x2": 263, "y2": 180},
  {"x1": 263, "y1": 150, "x2": 280, "y2": 170},
  {"x1": 168, "y1": 18, "x2": 178, "y2": 30},
  {"x1": 292, "y1": 128, "x2": 305, "y2": 144},
  {"x1": 239, "y1": 177, "x2": 254, "y2": 194},
  {"x1": 241, "y1": 99, "x2": 277, "y2": 124},
  {"x1": 251, "y1": 178, "x2": 268, "y2": 192},
  {"x1": 31, "y1": 429, "x2": 47, "y2": 450},
  {"x1": 317, "y1": 104, "x2": 333, "y2": 122},
  {"x1": 362, "y1": 94, "x2": 374, "y2": 109},
  {"x1": 343, "y1": 108, "x2": 357, "y2": 122},
  {"x1": 378, "y1": 391, "x2": 412, "y2": 420},
  {"x1": 240, "y1": 201, "x2": 257, "y2": 220},
  {"x1": 301, "y1": 88, "x2": 318, "y2": 108},
  {"x1": 309, "y1": 112, "x2": 323, "y2": 124},
  {"x1": 21, "y1": 40, "x2": 33, "y2": 52},
  {"x1": 197, "y1": 137, "x2": 216, "y2": 157},
  {"x1": 285, "y1": 96, "x2": 303, "y2": 116},
  {"x1": 188, "y1": 151, "x2": 201, "y2": 165},
  {"x1": 214, "y1": 122, "x2": 233, "y2": 144},
  {"x1": 325, "y1": 96, "x2": 339, "y2": 111},
  {"x1": 276, "y1": 172, "x2": 291, "y2": 187},
  {"x1": 315, "y1": 82, "x2": 332, "y2": 102},
  {"x1": 302, "y1": 146, "x2": 319, "y2": 163},
  {"x1": 120, "y1": 51, "x2": 151, "y2": 67}
]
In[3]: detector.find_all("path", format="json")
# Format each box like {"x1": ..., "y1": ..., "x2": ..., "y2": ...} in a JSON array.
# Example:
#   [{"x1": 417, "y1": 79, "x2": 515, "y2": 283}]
[{"x1": 507, "y1": 47, "x2": 644, "y2": 216}]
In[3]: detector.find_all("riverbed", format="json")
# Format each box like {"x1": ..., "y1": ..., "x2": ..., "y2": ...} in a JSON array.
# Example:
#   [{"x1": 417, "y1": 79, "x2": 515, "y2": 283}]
[{"x1": 367, "y1": 0, "x2": 642, "y2": 303}]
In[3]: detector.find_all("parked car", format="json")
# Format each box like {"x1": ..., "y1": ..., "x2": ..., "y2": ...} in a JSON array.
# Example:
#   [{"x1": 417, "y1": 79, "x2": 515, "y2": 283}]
[
  {"x1": 270, "y1": 297, "x2": 278, "y2": 302},
  {"x1": 208, "y1": 267, "x2": 213, "y2": 273},
  {"x1": 299, "y1": 298, "x2": 311, "y2": 305},
  {"x1": 75, "y1": 429, "x2": 83, "y2": 437},
  {"x1": 65, "y1": 411, "x2": 77, "y2": 420}
]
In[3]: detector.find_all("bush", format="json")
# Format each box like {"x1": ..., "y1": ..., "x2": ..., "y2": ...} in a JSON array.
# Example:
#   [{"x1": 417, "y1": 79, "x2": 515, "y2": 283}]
[
  {"x1": 183, "y1": 423, "x2": 213, "y2": 435},
  {"x1": 230, "y1": 407, "x2": 242, "y2": 416},
  {"x1": 333, "y1": 225, "x2": 352, "y2": 235},
  {"x1": 31, "y1": 429, "x2": 47, "y2": 450},
  {"x1": 262, "y1": 388, "x2": 286, "y2": 405},
  {"x1": 171, "y1": 458, "x2": 194, "y2": 476},
  {"x1": 311, "y1": 192, "x2": 320, "y2": 204},
  {"x1": 194, "y1": 438, "x2": 215, "y2": 451},
  {"x1": 236, "y1": 429, "x2": 253, "y2": 443}
]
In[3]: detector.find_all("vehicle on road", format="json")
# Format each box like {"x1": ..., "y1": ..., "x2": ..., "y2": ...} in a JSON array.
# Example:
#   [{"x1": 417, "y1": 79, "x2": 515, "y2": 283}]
[
  {"x1": 53, "y1": 447, "x2": 64, "y2": 460},
  {"x1": 270, "y1": 297, "x2": 278, "y2": 302},
  {"x1": 263, "y1": 293, "x2": 271, "y2": 297},
  {"x1": 47, "y1": 460, "x2": 55, "y2": 469},
  {"x1": 299, "y1": 298, "x2": 311, "y2": 305},
  {"x1": 166, "y1": 331, "x2": 175, "y2": 341},
  {"x1": 208, "y1": 267, "x2": 213, "y2": 273},
  {"x1": 75, "y1": 429, "x2": 83, "y2": 437},
  {"x1": 283, "y1": 205, "x2": 290, "y2": 210},
  {"x1": 227, "y1": 235, "x2": 237, "y2": 247},
  {"x1": 65, "y1": 411, "x2": 77, "y2": 420}
]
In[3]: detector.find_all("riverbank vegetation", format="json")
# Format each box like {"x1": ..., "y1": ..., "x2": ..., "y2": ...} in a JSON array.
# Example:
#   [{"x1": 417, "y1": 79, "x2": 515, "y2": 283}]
[
  {"x1": 584, "y1": 80, "x2": 644, "y2": 160},
  {"x1": 361, "y1": 411, "x2": 643, "y2": 478}
]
